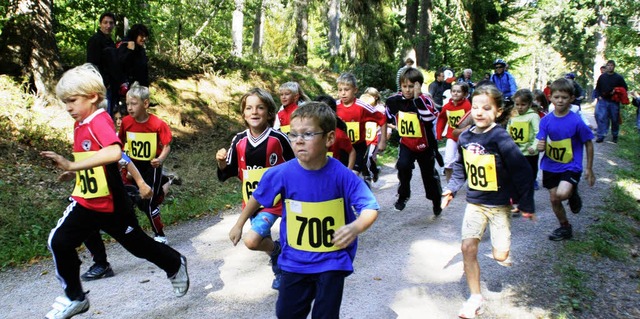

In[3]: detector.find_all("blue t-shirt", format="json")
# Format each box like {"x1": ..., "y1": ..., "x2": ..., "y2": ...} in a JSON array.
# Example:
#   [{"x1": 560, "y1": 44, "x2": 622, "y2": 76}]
[
  {"x1": 252, "y1": 157, "x2": 379, "y2": 274},
  {"x1": 537, "y1": 111, "x2": 594, "y2": 173}
]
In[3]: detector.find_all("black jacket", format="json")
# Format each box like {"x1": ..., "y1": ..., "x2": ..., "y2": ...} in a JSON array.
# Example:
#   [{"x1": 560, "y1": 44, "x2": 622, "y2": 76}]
[{"x1": 118, "y1": 38, "x2": 149, "y2": 86}]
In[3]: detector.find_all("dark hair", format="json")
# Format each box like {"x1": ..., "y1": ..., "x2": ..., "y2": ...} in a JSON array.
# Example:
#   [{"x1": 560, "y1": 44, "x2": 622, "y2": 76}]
[
  {"x1": 99, "y1": 12, "x2": 115, "y2": 23},
  {"x1": 533, "y1": 89, "x2": 549, "y2": 112},
  {"x1": 452, "y1": 82, "x2": 469, "y2": 95},
  {"x1": 126, "y1": 24, "x2": 149, "y2": 40},
  {"x1": 400, "y1": 68, "x2": 424, "y2": 85},
  {"x1": 550, "y1": 78, "x2": 574, "y2": 96},
  {"x1": 607, "y1": 60, "x2": 616, "y2": 66},
  {"x1": 472, "y1": 83, "x2": 513, "y2": 125},
  {"x1": 512, "y1": 89, "x2": 534, "y2": 106},
  {"x1": 314, "y1": 95, "x2": 346, "y2": 131}
]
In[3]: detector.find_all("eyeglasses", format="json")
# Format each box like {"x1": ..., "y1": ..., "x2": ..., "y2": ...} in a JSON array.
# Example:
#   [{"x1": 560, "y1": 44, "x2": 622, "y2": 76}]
[
  {"x1": 287, "y1": 131, "x2": 325, "y2": 141},
  {"x1": 495, "y1": 66, "x2": 505, "y2": 69}
]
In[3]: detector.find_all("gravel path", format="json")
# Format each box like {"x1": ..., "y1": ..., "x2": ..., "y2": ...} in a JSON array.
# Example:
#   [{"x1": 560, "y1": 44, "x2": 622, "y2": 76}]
[{"x1": 1, "y1": 114, "x2": 639, "y2": 319}]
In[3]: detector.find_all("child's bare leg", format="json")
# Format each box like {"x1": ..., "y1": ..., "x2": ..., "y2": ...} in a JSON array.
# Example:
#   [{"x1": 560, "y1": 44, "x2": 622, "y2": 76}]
[
  {"x1": 549, "y1": 181, "x2": 574, "y2": 223},
  {"x1": 243, "y1": 230, "x2": 276, "y2": 255},
  {"x1": 492, "y1": 248, "x2": 510, "y2": 263},
  {"x1": 461, "y1": 238, "x2": 481, "y2": 294}
]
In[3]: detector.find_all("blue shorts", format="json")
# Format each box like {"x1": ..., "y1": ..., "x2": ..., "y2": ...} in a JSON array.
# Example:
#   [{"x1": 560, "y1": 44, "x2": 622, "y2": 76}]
[
  {"x1": 542, "y1": 170, "x2": 581, "y2": 189},
  {"x1": 276, "y1": 270, "x2": 348, "y2": 319},
  {"x1": 250, "y1": 211, "x2": 278, "y2": 238}
]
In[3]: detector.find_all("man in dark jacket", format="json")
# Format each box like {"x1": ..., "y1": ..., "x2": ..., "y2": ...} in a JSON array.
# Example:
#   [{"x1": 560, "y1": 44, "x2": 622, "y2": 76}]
[
  {"x1": 87, "y1": 12, "x2": 123, "y2": 116},
  {"x1": 593, "y1": 60, "x2": 627, "y2": 143}
]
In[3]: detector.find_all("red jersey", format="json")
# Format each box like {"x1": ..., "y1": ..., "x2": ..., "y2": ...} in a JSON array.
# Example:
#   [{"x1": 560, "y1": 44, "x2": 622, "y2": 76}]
[
  {"x1": 71, "y1": 109, "x2": 122, "y2": 213},
  {"x1": 436, "y1": 98, "x2": 471, "y2": 141},
  {"x1": 328, "y1": 127, "x2": 353, "y2": 164},
  {"x1": 118, "y1": 113, "x2": 172, "y2": 168},
  {"x1": 217, "y1": 127, "x2": 295, "y2": 216},
  {"x1": 275, "y1": 103, "x2": 299, "y2": 133},
  {"x1": 336, "y1": 98, "x2": 386, "y2": 145}
]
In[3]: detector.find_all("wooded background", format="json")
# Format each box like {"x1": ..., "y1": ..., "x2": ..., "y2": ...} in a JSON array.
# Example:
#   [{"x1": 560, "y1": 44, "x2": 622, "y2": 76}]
[{"x1": 1, "y1": 0, "x2": 639, "y2": 101}]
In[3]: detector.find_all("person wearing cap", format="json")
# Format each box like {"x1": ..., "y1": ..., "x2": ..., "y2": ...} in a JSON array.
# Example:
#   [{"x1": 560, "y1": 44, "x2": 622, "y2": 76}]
[
  {"x1": 490, "y1": 59, "x2": 517, "y2": 100},
  {"x1": 564, "y1": 73, "x2": 585, "y2": 106},
  {"x1": 593, "y1": 60, "x2": 628, "y2": 143}
]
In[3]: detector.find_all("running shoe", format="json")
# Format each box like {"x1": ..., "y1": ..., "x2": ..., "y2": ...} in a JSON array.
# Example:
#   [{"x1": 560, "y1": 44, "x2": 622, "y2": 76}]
[
  {"x1": 548, "y1": 225, "x2": 573, "y2": 241},
  {"x1": 169, "y1": 255, "x2": 189, "y2": 297},
  {"x1": 45, "y1": 295, "x2": 89, "y2": 319},
  {"x1": 394, "y1": 197, "x2": 409, "y2": 211},
  {"x1": 458, "y1": 295, "x2": 484, "y2": 319},
  {"x1": 81, "y1": 262, "x2": 114, "y2": 281}
]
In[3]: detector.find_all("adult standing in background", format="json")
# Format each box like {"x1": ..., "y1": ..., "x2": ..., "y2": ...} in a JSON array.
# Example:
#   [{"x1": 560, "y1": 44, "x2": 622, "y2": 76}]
[
  {"x1": 396, "y1": 58, "x2": 415, "y2": 92},
  {"x1": 593, "y1": 60, "x2": 628, "y2": 143},
  {"x1": 118, "y1": 24, "x2": 150, "y2": 87},
  {"x1": 428, "y1": 68, "x2": 447, "y2": 110},
  {"x1": 490, "y1": 58, "x2": 517, "y2": 100},
  {"x1": 87, "y1": 12, "x2": 123, "y2": 116},
  {"x1": 564, "y1": 72, "x2": 585, "y2": 106},
  {"x1": 457, "y1": 68, "x2": 475, "y2": 97}
]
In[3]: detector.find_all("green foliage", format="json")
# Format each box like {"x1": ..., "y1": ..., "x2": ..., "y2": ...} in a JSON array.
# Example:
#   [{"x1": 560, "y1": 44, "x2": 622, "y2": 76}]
[{"x1": 351, "y1": 63, "x2": 397, "y2": 92}]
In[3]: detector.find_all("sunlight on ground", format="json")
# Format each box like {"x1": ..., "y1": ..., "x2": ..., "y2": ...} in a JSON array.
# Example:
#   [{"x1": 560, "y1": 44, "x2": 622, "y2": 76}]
[
  {"x1": 617, "y1": 178, "x2": 640, "y2": 200},
  {"x1": 391, "y1": 287, "x2": 452, "y2": 318},
  {"x1": 192, "y1": 214, "x2": 278, "y2": 301},
  {"x1": 405, "y1": 239, "x2": 463, "y2": 284}
]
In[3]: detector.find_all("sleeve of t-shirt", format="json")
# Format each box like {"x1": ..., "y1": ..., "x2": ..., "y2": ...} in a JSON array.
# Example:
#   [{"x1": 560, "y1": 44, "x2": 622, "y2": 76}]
[
  {"x1": 252, "y1": 167, "x2": 284, "y2": 209},
  {"x1": 536, "y1": 117, "x2": 548, "y2": 141},
  {"x1": 158, "y1": 120, "x2": 172, "y2": 147},
  {"x1": 217, "y1": 134, "x2": 241, "y2": 182}
]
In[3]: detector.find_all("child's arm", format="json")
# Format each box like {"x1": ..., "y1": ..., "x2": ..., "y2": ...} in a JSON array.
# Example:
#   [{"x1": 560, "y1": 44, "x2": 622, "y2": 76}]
[
  {"x1": 584, "y1": 140, "x2": 595, "y2": 186},
  {"x1": 332, "y1": 209, "x2": 378, "y2": 249},
  {"x1": 151, "y1": 144, "x2": 171, "y2": 168},
  {"x1": 41, "y1": 144, "x2": 121, "y2": 171},
  {"x1": 126, "y1": 161, "x2": 152, "y2": 199},
  {"x1": 229, "y1": 197, "x2": 261, "y2": 246},
  {"x1": 452, "y1": 111, "x2": 472, "y2": 139},
  {"x1": 216, "y1": 148, "x2": 228, "y2": 170},
  {"x1": 377, "y1": 123, "x2": 387, "y2": 152},
  {"x1": 347, "y1": 148, "x2": 356, "y2": 171}
]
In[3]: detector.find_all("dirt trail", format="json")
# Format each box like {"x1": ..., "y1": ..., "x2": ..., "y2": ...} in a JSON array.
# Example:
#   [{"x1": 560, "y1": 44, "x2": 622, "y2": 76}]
[{"x1": 1, "y1": 112, "x2": 636, "y2": 319}]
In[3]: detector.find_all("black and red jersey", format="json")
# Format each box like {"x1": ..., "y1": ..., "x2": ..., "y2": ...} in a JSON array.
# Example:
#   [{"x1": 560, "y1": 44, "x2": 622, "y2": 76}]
[{"x1": 217, "y1": 127, "x2": 294, "y2": 216}]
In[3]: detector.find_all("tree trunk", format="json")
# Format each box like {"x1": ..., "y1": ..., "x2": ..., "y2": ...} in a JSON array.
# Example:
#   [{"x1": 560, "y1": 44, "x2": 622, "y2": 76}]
[
  {"x1": 293, "y1": 0, "x2": 309, "y2": 66},
  {"x1": 251, "y1": 0, "x2": 264, "y2": 56},
  {"x1": 593, "y1": 6, "x2": 607, "y2": 86},
  {"x1": 328, "y1": 0, "x2": 340, "y2": 69},
  {"x1": 0, "y1": 0, "x2": 62, "y2": 104},
  {"x1": 231, "y1": 0, "x2": 245, "y2": 57},
  {"x1": 416, "y1": 0, "x2": 432, "y2": 69},
  {"x1": 403, "y1": 0, "x2": 419, "y2": 64}
]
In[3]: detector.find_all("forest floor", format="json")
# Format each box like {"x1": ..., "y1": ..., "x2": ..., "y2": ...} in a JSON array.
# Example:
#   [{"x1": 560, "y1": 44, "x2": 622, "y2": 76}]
[{"x1": 1, "y1": 108, "x2": 639, "y2": 318}]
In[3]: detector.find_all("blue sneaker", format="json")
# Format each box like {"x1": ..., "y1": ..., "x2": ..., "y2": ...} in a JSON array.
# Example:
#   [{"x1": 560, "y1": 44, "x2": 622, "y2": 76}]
[{"x1": 270, "y1": 241, "x2": 282, "y2": 290}]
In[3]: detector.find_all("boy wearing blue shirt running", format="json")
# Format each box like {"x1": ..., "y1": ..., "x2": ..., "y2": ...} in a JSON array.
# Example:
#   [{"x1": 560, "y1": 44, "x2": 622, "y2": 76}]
[
  {"x1": 229, "y1": 102, "x2": 379, "y2": 318},
  {"x1": 537, "y1": 78, "x2": 595, "y2": 241}
]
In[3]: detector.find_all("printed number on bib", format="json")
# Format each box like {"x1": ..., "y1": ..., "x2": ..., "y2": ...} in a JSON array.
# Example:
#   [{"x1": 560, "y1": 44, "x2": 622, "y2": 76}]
[
  {"x1": 546, "y1": 138, "x2": 573, "y2": 163},
  {"x1": 365, "y1": 122, "x2": 377, "y2": 142},
  {"x1": 126, "y1": 132, "x2": 158, "y2": 161},
  {"x1": 346, "y1": 122, "x2": 360, "y2": 144},
  {"x1": 286, "y1": 198, "x2": 345, "y2": 252},
  {"x1": 462, "y1": 149, "x2": 498, "y2": 191},
  {"x1": 509, "y1": 121, "x2": 530, "y2": 143},
  {"x1": 71, "y1": 152, "x2": 110, "y2": 199},
  {"x1": 398, "y1": 112, "x2": 422, "y2": 137},
  {"x1": 242, "y1": 168, "x2": 281, "y2": 206},
  {"x1": 447, "y1": 109, "x2": 465, "y2": 128}
]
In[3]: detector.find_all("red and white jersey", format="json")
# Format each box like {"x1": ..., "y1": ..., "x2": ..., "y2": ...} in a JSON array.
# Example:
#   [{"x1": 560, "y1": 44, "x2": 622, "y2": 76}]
[
  {"x1": 118, "y1": 113, "x2": 172, "y2": 168},
  {"x1": 336, "y1": 98, "x2": 386, "y2": 145},
  {"x1": 218, "y1": 127, "x2": 294, "y2": 216},
  {"x1": 71, "y1": 109, "x2": 122, "y2": 213}
]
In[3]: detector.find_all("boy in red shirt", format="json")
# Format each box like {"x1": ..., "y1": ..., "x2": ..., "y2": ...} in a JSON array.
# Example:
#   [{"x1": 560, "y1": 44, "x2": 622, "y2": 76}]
[
  {"x1": 274, "y1": 81, "x2": 310, "y2": 133},
  {"x1": 335, "y1": 73, "x2": 387, "y2": 182},
  {"x1": 118, "y1": 82, "x2": 173, "y2": 244},
  {"x1": 41, "y1": 64, "x2": 188, "y2": 319}
]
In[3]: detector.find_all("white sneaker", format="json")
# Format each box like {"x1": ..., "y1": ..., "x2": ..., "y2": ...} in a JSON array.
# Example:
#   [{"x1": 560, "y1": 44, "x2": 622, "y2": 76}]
[
  {"x1": 458, "y1": 296, "x2": 484, "y2": 319},
  {"x1": 154, "y1": 235, "x2": 169, "y2": 245},
  {"x1": 170, "y1": 255, "x2": 189, "y2": 297},
  {"x1": 45, "y1": 295, "x2": 89, "y2": 319}
]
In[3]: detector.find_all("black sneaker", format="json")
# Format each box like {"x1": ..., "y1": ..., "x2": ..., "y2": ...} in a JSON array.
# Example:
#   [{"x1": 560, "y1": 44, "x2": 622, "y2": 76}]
[
  {"x1": 568, "y1": 188, "x2": 582, "y2": 214},
  {"x1": 433, "y1": 205, "x2": 442, "y2": 217},
  {"x1": 612, "y1": 136, "x2": 618, "y2": 143},
  {"x1": 548, "y1": 225, "x2": 573, "y2": 241},
  {"x1": 372, "y1": 168, "x2": 380, "y2": 183},
  {"x1": 394, "y1": 197, "x2": 409, "y2": 211},
  {"x1": 596, "y1": 137, "x2": 604, "y2": 143},
  {"x1": 81, "y1": 263, "x2": 114, "y2": 281}
]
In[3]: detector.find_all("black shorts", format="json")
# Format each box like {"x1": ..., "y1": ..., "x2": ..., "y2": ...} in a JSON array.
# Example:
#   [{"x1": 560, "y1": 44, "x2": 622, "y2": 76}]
[{"x1": 542, "y1": 170, "x2": 581, "y2": 189}]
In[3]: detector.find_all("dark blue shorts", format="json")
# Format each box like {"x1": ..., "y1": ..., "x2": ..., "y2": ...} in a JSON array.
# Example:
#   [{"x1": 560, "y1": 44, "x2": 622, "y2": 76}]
[
  {"x1": 276, "y1": 270, "x2": 349, "y2": 319},
  {"x1": 542, "y1": 170, "x2": 581, "y2": 189}
]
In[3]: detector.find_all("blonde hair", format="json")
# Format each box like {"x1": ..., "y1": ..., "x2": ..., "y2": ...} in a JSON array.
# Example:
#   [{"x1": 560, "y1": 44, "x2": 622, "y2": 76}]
[
  {"x1": 363, "y1": 87, "x2": 381, "y2": 104},
  {"x1": 56, "y1": 63, "x2": 106, "y2": 103},
  {"x1": 126, "y1": 82, "x2": 150, "y2": 101},
  {"x1": 279, "y1": 82, "x2": 310, "y2": 103},
  {"x1": 359, "y1": 93, "x2": 376, "y2": 106}
]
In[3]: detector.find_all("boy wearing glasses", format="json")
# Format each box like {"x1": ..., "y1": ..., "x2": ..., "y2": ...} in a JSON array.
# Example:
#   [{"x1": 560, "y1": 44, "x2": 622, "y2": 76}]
[
  {"x1": 231, "y1": 102, "x2": 379, "y2": 318},
  {"x1": 220, "y1": 88, "x2": 295, "y2": 289}
]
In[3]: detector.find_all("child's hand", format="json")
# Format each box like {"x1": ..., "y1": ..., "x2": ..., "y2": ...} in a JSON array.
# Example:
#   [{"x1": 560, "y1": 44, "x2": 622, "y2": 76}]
[
  {"x1": 150, "y1": 158, "x2": 163, "y2": 168},
  {"x1": 413, "y1": 82, "x2": 422, "y2": 98},
  {"x1": 521, "y1": 212, "x2": 536, "y2": 221},
  {"x1": 139, "y1": 183, "x2": 153, "y2": 199},
  {"x1": 41, "y1": 151, "x2": 72, "y2": 171},
  {"x1": 585, "y1": 168, "x2": 595, "y2": 186},
  {"x1": 332, "y1": 224, "x2": 358, "y2": 249},
  {"x1": 527, "y1": 147, "x2": 536, "y2": 155},
  {"x1": 57, "y1": 171, "x2": 75, "y2": 182},
  {"x1": 537, "y1": 140, "x2": 546, "y2": 152},
  {"x1": 229, "y1": 225, "x2": 243, "y2": 246},
  {"x1": 441, "y1": 190, "x2": 454, "y2": 210}
]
